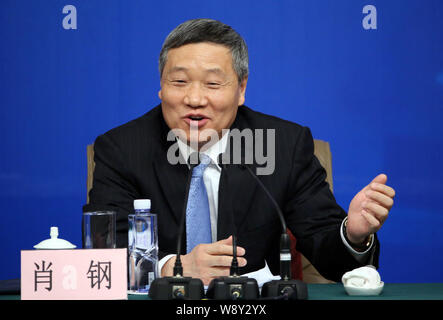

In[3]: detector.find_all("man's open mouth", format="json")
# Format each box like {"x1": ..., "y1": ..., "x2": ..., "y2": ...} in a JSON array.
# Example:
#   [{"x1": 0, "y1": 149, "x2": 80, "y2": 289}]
[
  {"x1": 184, "y1": 114, "x2": 209, "y2": 127},
  {"x1": 189, "y1": 116, "x2": 204, "y2": 121}
]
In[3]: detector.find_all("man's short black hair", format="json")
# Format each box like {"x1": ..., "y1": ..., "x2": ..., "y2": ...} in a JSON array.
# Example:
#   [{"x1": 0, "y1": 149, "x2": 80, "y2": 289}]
[{"x1": 159, "y1": 18, "x2": 249, "y2": 82}]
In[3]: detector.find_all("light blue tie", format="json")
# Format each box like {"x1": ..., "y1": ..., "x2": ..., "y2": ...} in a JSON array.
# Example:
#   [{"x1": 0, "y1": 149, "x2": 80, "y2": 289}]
[{"x1": 186, "y1": 153, "x2": 212, "y2": 253}]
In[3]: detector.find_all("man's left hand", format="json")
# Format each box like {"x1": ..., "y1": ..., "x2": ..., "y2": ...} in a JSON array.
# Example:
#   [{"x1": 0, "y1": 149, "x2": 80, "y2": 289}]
[{"x1": 346, "y1": 174, "x2": 395, "y2": 246}]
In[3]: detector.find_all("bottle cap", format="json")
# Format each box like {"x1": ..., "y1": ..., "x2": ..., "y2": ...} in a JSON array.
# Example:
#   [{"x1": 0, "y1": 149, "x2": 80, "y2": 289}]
[
  {"x1": 33, "y1": 227, "x2": 77, "y2": 250},
  {"x1": 134, "y1": 199, "x2": 151, "y2": 210}
]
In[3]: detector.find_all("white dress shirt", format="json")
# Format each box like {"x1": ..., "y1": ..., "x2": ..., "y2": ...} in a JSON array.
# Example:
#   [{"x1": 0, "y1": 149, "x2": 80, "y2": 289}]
[{"x1": 158, "y1": 131, "x2": 374, "y2": 280}]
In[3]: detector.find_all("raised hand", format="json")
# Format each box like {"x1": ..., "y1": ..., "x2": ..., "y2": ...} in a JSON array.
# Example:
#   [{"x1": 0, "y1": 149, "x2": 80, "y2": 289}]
[{"x1": 346, "y1": 174, "x2": 395, "y2": 246}]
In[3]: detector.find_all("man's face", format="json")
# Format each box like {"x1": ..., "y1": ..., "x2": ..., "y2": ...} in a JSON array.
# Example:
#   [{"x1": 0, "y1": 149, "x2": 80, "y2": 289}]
[{"x1": 159, "y1": 42, "x2": 247, "y2": 147}]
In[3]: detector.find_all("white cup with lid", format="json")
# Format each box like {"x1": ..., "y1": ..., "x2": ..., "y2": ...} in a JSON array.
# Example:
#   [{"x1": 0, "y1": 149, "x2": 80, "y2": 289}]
[{"x1": 34, "y1": 227, "x2": 76, "y2": 250}]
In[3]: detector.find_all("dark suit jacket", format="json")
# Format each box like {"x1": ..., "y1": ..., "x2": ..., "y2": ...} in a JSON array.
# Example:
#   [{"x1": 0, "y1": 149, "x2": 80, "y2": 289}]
[{"x1": 84, "y1": 104, "x2": 379, "y2": 282}]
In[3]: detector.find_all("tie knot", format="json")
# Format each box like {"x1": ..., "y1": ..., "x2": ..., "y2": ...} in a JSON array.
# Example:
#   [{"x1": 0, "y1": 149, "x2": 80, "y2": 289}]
[{"x1": 192, "y1": 153, "x2": 211, "y2": 177}]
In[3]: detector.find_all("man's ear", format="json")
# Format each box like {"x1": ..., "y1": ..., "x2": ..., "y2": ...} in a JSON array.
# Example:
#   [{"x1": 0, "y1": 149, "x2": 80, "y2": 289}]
[
  {"x1": 158, "y1": 88, "x2": 162, "y2": 100},
  {"x1": 238, "y1": 76, "x2": 248, "y2": 106}
]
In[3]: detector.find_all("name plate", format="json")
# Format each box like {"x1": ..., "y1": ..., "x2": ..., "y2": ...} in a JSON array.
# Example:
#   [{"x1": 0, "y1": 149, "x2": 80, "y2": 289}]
[{"x1": 21, "y1": 248, "x2": 127, "y2": 300}]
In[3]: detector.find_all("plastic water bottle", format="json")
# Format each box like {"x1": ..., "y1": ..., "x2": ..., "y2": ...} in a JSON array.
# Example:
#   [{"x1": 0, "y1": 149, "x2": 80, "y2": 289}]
[{"x1": 128, "y1": 199, "x2": 158, "y2": 293}]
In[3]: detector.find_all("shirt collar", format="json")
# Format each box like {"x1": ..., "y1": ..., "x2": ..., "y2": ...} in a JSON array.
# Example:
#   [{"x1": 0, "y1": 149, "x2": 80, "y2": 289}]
[{"x1": 176, "y1": 130, "x2": 230, "y2": 171}]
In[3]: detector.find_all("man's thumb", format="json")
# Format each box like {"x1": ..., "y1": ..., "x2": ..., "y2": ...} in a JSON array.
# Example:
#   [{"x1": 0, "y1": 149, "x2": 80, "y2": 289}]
[
  {"x1": 371, "y1": 173, "x2": 387, "y2": 185},
  {"x1": 219, "y1": 235, "x2": 233, "y2": 244}
]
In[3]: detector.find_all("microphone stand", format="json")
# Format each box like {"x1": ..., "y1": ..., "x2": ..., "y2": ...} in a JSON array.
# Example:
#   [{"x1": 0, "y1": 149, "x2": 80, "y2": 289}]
[
  {"x1": 206, "y1": 157, "x2": 260, "y2": 300},
  {"x1": 149, "y1": 153, "x2": 205, "y2": 300},
  {"x1": 241, "y1": 164, "x2": 308, "y2": 300}
]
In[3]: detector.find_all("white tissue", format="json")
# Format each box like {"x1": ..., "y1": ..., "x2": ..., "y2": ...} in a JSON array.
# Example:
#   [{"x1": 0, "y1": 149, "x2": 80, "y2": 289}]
[{"x1": 342, "y1": 266, "x2": 381, "y2": 289}]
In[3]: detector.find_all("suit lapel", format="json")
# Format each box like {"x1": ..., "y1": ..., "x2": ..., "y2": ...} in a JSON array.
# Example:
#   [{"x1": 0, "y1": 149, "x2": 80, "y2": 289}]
[
  {"x1": 153, "y1": 151, "x2": 189, "y2": 226},
  {"x1": 217, "y1": 163, "x2": 259, "y2": 240},
  {"x1": 152, "y1": 115, "x2": 190, "y2": 226},
  {"x1": 216, "y1": 109, "x2": 259, "y2": 240}
]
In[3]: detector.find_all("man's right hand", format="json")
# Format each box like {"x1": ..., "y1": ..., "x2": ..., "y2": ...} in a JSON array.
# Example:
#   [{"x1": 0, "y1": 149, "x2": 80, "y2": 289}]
[{"x1": 161, "y1": 236, "x2": 247, "y2": 285}]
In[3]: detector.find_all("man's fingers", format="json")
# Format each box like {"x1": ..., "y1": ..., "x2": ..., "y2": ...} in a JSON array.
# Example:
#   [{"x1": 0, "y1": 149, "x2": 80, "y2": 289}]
[
  {"x1": 362, "y1": 201, "x2": 388, "y2": 222},
  {"x1": 198, "y1": 236, "x2": 247, "y2": 268},
  {"x1": 362, "y1": 174, "x2": 394, "y2": 228},
  {"x1": 370, "y1": 182, "x2": 395, "y2": 198},
  {"x1": 209, "y1": 255, "x2": 234, "y2": 267},
  {"x1": 205, "y1": 243, "x2": 245, "y2": 256},
  {"x1": 209, "y1": 255, "x2": 247, "y2": 267},
  {"x1": 366, "y1": 174, "x2": 395, "y2": 198},
  {"x1": 361, "y1": 210, "x2": 381, "y2": 230},
  {"x1": 206, "y1": 237, "x2": 246, "y2": 256},
  {"x1": 365, "y1": 189, "x2": 394, "y2": 209}
]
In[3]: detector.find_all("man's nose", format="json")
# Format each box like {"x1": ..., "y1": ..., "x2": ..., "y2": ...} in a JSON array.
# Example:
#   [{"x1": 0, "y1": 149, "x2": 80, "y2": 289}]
[{"x1": 184, "y1": 82, "x2": 208, "y2": 107}]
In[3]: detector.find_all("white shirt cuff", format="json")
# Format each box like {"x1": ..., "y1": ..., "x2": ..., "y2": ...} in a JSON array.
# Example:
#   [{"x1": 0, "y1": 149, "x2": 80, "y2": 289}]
[
  {"x1": 158, "y1": 254, "x2": 176, "y2": 275},
  {"x1": 340, "y1": 217, "x2": 375, "y2": 264}
]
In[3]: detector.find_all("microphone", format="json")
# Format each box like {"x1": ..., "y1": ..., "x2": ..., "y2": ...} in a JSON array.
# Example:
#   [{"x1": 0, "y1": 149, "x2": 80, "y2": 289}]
[
  {"x1": 239, "y1": 163, "x2": 308, "y2": 300},
  {"x1": 205, "y1": 155, "x2": 260, "y2": 300},
  {"x1": 148, "y1": 152, "x2": 205, "y2": 300}
]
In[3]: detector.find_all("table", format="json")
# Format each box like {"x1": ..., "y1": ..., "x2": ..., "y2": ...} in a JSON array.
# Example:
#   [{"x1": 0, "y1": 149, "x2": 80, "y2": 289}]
[
  {"x1": 307, "y1": 283, "x2": 443, "y2": 300},
  {"x1": 1, "y1": 283, "x2": 442, "y2": 300}
]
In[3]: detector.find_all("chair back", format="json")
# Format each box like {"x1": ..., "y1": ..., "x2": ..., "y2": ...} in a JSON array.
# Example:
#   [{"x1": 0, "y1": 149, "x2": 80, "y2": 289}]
[
  {"x1": 313, "y1": 139, "x2": 333, "y2": 193},
  {"x1": 86, "y1": 144, "x2": 95, "y2": 204},
  {"x1": 298, "y1": 138, "x2": 335, "y2": 283}
]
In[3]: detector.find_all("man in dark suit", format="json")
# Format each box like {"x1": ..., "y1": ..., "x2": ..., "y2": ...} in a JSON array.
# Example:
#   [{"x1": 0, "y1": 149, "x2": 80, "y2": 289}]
[{"x1": 86, "y1": 19, "x2": 395, "y2": 285}]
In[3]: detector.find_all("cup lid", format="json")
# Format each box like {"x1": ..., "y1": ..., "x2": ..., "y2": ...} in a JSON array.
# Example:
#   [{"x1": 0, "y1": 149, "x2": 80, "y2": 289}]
[{"x1": 34, "y1": 227, "x2": 77, "y2": 250}]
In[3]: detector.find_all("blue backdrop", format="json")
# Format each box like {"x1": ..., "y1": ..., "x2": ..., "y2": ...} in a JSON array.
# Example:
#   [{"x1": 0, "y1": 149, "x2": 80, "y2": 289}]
[{"x1": 1, "y1": 0, "x2": 442, "y2": 282}]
